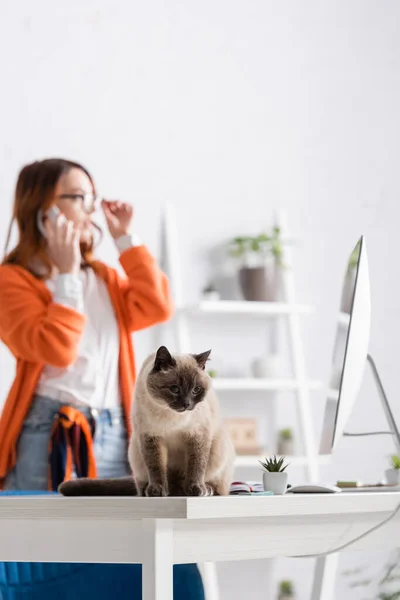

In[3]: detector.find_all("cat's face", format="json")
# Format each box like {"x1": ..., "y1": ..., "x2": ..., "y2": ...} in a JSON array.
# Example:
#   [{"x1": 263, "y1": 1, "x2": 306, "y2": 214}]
[{"x1": 147, "y1": 346, "x2": 211, "y2": 413}]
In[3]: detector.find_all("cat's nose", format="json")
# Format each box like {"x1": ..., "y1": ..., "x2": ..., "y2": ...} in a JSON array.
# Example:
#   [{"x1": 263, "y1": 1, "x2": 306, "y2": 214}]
[{"x1": 182, "y1": 399, "x2": 190, "y2": 409}]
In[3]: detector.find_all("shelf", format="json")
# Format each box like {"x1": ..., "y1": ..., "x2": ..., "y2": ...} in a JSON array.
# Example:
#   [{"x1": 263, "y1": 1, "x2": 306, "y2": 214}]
[
  {"x1": 212, "y1": 378, "x2": 322, "y2": 391},
  {"x1": 234, "y1": 454, "x2": 332, "y2": 468},
  {"x1": 181, "y1": 301, "x2": 314, "y2": 318}
]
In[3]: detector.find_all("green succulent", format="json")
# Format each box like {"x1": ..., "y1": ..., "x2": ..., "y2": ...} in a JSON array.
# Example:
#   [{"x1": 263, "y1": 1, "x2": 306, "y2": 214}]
[
  {"x1": 279, "y1": 428, "x2": 293, "y2": 441},
  {"x1": 390, "y1": 455, "x2": 400, "y2": 470},
  {"x1": 228, "y1": 227, "x2": 283, "y2": 264},
  {"x1": 259, "y1": 455, "x2": 289, "y2": 473},
  {"x1": 279, "y1": 580, "x2": 294, "y2": 596}
]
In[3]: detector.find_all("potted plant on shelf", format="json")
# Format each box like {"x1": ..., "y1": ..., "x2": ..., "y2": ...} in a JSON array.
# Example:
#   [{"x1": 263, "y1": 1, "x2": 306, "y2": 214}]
[
  {"x1": 228, "y1": 227, "x2": 283, "y2": 302},
  {"x1": 259, "y1": 455, "x2": 289, "y2": 495},
  {"x1": 277, "y1": 428, "x2": 294, "y2": 456},
  {"x1": 385, "y1": 454, "x2": 400, "y2": 485},
  {"x1": 340, "y1": 239, "x2": 361, "y2": 314},
  {"x1": 201, "y1": 282, "x2": 220, "y2": 302},
  {"x1": 278, "y1": 580, "x2": 294, "y2": 600}
]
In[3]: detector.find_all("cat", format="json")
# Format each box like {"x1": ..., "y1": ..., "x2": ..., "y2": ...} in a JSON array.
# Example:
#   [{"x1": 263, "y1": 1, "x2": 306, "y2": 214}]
[{"x1": 59, "y1": 346, "x2": 235, "y2": 497}]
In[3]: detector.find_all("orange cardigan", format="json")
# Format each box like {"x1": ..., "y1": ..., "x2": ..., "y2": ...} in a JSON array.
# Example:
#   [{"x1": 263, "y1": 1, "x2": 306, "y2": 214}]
[{"x1": 0, "y1": 245, "x2": 173, "y2": 488}]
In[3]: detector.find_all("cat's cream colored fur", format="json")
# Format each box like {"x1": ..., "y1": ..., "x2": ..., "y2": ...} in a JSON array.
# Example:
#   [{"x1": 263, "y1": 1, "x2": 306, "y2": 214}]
[{"x1": 129, "y1": 350, "x2": 235, "y2": 497}]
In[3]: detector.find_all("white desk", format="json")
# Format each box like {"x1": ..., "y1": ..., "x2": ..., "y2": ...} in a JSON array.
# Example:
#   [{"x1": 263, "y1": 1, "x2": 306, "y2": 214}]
[{"x1": 0, "y1": 493, "x2": 398, "y2": 600}]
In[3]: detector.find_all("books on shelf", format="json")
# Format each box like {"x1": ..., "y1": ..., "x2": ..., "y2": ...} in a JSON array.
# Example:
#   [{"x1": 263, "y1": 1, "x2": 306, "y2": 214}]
[{"x1": 223, "y1": 418, "x2": 263, "y2": 456}]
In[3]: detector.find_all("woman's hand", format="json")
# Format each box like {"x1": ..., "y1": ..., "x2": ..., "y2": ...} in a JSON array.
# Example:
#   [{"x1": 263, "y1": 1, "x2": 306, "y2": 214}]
[
  {"x1": 45, "y1": 215, "x2": 81, "y2": 276},
  {"x1": 102, "y1": 200, "x2": 134, "y2": 239}
]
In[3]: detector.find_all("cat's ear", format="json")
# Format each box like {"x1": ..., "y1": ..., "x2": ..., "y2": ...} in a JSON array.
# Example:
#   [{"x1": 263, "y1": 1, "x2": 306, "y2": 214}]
[
  {"x1": 193, "y1": 349, "x2": 212, "y2": 370},
  {"x1": 153, "y1": 346, "x2": 176, "y2": 372}
]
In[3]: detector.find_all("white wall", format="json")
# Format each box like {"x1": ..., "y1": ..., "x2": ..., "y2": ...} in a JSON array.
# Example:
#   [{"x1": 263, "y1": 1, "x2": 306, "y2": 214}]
[{"x1": 1, "y1": 1, "x2": 400, "y2": 598}]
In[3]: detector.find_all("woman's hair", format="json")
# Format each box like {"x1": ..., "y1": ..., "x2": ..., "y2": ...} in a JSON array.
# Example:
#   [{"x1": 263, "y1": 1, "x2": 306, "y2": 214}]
[{"x1": 3, "y1": 158, "x2": 99, "y2": 279}]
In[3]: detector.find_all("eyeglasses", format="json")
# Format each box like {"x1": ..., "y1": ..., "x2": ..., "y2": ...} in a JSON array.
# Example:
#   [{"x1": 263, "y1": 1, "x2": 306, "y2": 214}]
[{"x1": 56, "y1": 193, "x2": 102, "y2": 213}]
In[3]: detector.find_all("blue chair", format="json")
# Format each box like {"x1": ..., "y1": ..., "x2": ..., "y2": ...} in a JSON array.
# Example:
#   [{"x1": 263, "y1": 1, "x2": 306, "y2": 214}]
[{"x1": 0, "y1": 492, "x2": 205, "y2": 600}]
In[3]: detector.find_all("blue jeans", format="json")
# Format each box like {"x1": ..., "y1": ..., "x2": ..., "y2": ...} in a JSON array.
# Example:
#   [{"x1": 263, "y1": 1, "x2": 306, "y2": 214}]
[{"x1": 4, "y1": 395, "x2": 130, "y2": 490}]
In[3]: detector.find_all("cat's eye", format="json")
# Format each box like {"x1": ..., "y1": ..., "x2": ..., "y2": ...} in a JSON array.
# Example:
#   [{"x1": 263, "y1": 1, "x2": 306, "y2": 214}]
[
  {"x1": 169, "y1": 385, "x2": 180, "y2": 394},
  {"x1": 192, "y1": 386, "x2": 202, "y2": 395}
]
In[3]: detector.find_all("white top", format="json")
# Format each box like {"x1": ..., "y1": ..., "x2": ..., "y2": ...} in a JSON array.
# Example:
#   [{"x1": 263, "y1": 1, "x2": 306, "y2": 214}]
[{"x1": 35, "y1": 234, "x2": 140, "y2": 410}]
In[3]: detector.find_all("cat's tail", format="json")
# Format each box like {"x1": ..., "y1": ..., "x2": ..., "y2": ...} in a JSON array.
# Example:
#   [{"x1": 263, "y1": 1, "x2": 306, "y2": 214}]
[{"x1": 58, "y1": 476, "x2": 138, "y2": 496}]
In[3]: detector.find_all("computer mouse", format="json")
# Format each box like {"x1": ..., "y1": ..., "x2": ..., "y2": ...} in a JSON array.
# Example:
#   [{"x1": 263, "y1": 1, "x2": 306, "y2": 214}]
[{"x1": 286, "y1": 484, "x2": 341, "y2": 494}]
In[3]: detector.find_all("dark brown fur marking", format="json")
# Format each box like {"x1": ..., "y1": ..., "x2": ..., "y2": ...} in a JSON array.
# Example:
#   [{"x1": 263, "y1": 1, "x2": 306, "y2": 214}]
[
  {"x1": 185, "y1": 432, "x2": 211, "y2": 495},
  {"x1": 141, "y1": 435, "x2": 168, "y2": 496},
  {"x1": 59, "y1": 476, "x2": 137, "y2": 496}
]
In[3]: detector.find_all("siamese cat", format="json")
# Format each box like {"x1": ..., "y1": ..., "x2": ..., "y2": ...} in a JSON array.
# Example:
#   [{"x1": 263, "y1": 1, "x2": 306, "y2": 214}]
[{"x1": 60, "y1": 346, "x2": 235, "y2": 497}]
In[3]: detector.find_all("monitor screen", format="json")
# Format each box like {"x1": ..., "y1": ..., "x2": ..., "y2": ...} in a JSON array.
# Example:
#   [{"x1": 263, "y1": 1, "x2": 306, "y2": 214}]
[{"x1": 319, "y1": 237, "x2": 371, "y2": 453}]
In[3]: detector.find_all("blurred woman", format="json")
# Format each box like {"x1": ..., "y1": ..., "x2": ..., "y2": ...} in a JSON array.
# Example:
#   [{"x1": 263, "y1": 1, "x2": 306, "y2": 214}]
[{"x1": 0, "y1": 158, "x2": 173, "y2": 490}]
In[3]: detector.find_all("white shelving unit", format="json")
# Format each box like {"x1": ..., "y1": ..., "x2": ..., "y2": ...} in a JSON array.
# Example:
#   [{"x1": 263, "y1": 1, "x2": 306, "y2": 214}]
[
  {"x1": 181, "y1": 300, "x2": 314, "y2": 317},
  {"x1": 211, "y1": 377, "x2": 321, "y2": 391},
  {"x1": 159, "y1": 205, "x2": 327, "y2": 600},
  {"x1": 160, "y1": 204, "x2": 322, "y2": 483}
]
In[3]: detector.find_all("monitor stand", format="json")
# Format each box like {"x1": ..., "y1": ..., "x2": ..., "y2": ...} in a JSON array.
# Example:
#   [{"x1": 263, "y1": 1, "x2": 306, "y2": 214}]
[
  {"x1": 290, "y1": 353, "x2": 400, "y2": 496},
  {"x1": 349, "y1": 354, "x2": 400, "y2": 453}
]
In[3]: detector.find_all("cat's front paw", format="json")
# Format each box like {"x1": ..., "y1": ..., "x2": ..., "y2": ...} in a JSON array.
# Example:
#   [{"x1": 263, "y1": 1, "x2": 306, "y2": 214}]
[
  {"x1": 135, "y1": 481, "x2": 148, "y2": 497},
  {"x1": 187, "y1": 483, "x2": 214, "y2": 497},
  {"x1": 146, "y1": 483, "x2": 169, "y2": 497}
]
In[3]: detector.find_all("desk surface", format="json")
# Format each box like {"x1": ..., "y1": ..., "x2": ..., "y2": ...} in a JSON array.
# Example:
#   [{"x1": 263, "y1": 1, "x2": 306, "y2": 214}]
[
  {"x1": 0, "y1": 493, "x2": 398, "y2": 564},
  {"x1": 0, "y1": 491, "x2": 398, "y2": 520}
]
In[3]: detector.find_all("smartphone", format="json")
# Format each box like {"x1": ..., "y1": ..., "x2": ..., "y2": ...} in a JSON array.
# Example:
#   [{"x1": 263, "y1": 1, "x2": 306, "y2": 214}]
[{"x1": 37, "y1": 206, "x2": 65, "y2": 237}]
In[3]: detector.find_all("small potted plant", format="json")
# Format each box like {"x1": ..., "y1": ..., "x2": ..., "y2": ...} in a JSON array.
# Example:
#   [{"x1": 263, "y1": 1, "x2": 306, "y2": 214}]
[
  {"x1": 207, "y1": 369, "x2": 218, "y2": 378},
  {"x1": 259, "y1": 455, "x2": 289, "y2": 495},
  {"x1": 385, "y1": 455, "x2": 400, "y2": 485},
  {"x1": 277, "y1": 428, "x2": 294, "y2": 456},
  {"x1": 202, "y1": 282, "x2": 220, "y2": 302},
  {"x1": 228, "y1": 227, "x2": 283, "y2": 302},
  {"x1": 278, "y1": 580, "x2": 294, "y2": 600}
]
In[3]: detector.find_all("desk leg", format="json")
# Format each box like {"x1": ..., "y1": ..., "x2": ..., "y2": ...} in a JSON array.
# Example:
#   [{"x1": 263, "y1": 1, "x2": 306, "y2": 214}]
[
  {"x1": 142, "y1": 519, "x2": 173, "y2": 600},
  {"x1": 311, "y1": 554, "x2": 339, "y2": 600}
]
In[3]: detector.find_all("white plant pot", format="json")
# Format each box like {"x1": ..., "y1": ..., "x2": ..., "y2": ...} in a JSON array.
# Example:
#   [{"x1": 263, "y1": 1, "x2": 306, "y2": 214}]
[
  {"x1": 385, "y1": 468, "x2": 400, "y2": 485},
  {"x1": 202, "y1": 290, "x2": 220, "y2": 302},
  {"x1": 278, "y1": 596, "x2": 294, "y2": 600},
  {"x1": 277, "y1": 439, "x2": 294, "y2": 456},
  {"x1": 263, "y1": 471, "x2": 288, "y2": 495},
  {"x1": 252, "y1": 355, "x2": 281, "y2": 379}
]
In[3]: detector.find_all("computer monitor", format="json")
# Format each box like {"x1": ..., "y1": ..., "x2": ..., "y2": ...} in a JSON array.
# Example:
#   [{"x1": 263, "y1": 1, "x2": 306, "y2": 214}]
[{"x1": 319, "y1": 236, "x2": 371, "y2": 454}]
